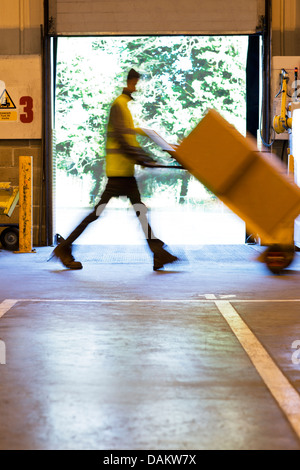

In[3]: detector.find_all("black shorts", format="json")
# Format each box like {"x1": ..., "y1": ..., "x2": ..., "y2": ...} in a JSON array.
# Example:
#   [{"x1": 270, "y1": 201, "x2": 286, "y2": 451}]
[{"x1": 97, "y1": 177, "x2": 142, "y2": 206}]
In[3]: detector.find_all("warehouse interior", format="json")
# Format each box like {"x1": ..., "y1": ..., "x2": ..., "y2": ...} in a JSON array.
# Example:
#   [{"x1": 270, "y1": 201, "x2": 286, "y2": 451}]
[{"x1": 1, "y1": 0, "x2": 300, "y2": 451}]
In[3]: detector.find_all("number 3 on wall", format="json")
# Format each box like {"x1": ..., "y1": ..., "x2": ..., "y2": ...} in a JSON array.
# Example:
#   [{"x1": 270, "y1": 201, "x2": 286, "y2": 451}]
[{"x1": 20, "y1": 96, "x2": 34, "y2": 123}]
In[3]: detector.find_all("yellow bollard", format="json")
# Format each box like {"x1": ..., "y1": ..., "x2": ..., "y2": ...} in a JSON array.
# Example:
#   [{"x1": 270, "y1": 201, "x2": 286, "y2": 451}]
[{"x1": 17, "y1": 156, "x2": 35, "y2": 253}]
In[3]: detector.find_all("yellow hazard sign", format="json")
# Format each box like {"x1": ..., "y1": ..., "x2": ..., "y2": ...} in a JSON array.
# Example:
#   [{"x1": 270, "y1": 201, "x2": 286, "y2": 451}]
[
  {"x1": 0, "y1": 89, "x2": 17, "y2": 121},
  {"x1": 0, "y1": 111, "x2": 17, "y2": 121},
  {"x1": 0, "y1": 89, "x2": 16, "y2": 109}
]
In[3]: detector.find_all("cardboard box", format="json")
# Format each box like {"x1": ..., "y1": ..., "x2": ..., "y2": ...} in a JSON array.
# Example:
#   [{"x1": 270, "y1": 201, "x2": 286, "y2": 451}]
[{"x1": 175, "y1": 109, "x2": 300, "y2": 244}]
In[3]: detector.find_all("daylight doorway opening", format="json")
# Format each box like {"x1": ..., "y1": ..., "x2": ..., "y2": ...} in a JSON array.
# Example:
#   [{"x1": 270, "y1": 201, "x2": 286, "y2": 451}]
[{"x1": 53, "y1": 36, "x2": 254, "y2": 245}]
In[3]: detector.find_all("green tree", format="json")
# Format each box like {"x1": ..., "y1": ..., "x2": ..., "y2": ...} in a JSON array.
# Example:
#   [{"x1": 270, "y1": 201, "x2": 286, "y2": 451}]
[{"x1": 55, "y1": 36, "x2": 247, "y2": 206}]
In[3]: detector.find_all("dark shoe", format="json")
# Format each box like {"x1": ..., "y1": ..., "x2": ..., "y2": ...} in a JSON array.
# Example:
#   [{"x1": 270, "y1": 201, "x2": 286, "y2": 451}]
[
  {"x1": 153, "y1": 249, "x2": 179, "y2": 271},
  {"x1": 49, "y1": 243, "x2": 83, "y2": 270}
]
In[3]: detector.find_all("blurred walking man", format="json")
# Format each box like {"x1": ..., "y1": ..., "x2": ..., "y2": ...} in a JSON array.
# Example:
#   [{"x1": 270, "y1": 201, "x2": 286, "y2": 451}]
[{"x1": 51, "y1": 68, "x2": 178, "y2": 271}]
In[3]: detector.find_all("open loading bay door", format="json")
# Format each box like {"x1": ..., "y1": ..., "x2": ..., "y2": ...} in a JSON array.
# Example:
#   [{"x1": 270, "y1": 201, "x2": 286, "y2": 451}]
[{"x1": 45, "y1": 0, "x2": 266, "y2": 245}]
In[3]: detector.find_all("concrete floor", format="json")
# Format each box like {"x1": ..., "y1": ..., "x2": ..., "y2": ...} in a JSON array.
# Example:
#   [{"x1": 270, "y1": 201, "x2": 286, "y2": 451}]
[{"x1": 1, "y1": 244, "x2": 300, "y2": 450}]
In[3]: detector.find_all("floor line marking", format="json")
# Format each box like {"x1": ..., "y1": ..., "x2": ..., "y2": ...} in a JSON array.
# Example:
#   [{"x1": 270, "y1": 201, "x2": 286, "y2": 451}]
[
  {"x1": 11, "y1": 298, "x2": 300, "y2": 303},
  {"x1": 0, "y1": 300, "x2": 18, "y2": 319},
  {"x1": 211, "y1": 296, "x2": 300, "y2": 441}
]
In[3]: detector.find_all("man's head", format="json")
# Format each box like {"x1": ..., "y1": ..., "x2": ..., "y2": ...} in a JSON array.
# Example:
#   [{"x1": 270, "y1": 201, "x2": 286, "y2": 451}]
[{"x1": 126, "y1": 68, "x2": 141, "y2": 93}]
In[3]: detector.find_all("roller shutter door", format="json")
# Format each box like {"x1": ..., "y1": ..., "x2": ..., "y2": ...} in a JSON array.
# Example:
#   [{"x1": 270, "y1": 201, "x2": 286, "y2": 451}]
[{"x1": 49, "y1": 0, "x2": 265, "y2": 36}]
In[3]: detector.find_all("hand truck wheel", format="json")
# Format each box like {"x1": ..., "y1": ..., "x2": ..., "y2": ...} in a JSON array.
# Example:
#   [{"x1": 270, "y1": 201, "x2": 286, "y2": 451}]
[
  {"x1": 264, "y1": 244, "x2": 295, "y2": 274},
  {"x1": 0, "y1": 227, "x2": 19, "y2": 251}
]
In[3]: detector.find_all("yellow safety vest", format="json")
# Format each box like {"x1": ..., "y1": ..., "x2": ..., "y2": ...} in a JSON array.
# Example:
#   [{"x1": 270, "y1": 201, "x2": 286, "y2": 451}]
[{"x1": 106, "y1": 93, "x2": 141, "y2": 177}]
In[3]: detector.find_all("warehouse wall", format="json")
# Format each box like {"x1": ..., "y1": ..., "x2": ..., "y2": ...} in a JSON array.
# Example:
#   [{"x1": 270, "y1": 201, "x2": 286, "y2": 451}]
[
  {"x1": 0, "y1": 0, "x2": 44, "y2": 246},
  {"x1": 272, "y1": 0, "x2": 300, "y2": 56},
  {"x1": 0, "y1": 0, "x2": 43, "y2": 55}
]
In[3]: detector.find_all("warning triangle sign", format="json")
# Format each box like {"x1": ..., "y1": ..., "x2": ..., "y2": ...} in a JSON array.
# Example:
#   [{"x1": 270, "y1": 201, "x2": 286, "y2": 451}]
[{"x1": 0, "y1": 89, "x2": 16, "y2": 109}]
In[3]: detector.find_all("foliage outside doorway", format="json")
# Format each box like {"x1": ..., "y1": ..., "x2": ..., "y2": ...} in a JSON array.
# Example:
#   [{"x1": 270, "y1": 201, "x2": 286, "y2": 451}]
[{"x1": 55, "y1": 36, "x2": 248, "y2": 244}]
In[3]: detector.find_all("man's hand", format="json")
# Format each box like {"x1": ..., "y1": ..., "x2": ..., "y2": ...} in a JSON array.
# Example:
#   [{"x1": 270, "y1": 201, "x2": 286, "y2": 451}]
[
  {"x1": 134, "y1": 153, "x2": 158, "y2": 168},
  {"x1": 140, "y1": 160, "x2": 159, "y2": 168}
]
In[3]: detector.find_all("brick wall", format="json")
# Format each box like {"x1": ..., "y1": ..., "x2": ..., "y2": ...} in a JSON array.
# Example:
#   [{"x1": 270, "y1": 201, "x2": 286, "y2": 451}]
[
  {"x1": 0, "y1": 1, "x2": 45, "y2": 248},
  {"x1": 0, "y1": 139, "x2": 45, "y2": 247}
]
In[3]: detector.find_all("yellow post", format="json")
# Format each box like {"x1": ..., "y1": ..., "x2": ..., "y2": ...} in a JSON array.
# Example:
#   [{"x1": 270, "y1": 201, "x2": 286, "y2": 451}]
[{"x1": 17, "y1": 156, "x2": 35, "y2": 253}]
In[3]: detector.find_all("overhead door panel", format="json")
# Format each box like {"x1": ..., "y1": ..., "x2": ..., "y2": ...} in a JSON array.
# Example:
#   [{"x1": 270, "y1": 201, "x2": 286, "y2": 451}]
[{"x1": 49, "y1": 0, "x2": 265, "y2": 36}]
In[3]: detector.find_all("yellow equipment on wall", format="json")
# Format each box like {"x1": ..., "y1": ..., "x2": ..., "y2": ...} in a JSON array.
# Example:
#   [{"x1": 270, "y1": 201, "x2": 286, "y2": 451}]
[
  {"x1": 0, "y1": 182, "x2": 20, "y2": 251},
  {"x1": 0, "y1": 183, "x2": 19, "y2": 217},
  {"x1": 273, "y1": 68, "x2": 293, "y2": 134}
]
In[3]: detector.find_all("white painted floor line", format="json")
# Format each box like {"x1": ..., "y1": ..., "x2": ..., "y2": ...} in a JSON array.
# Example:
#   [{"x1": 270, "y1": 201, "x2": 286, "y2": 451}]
[
  {"x1": 11, "y1": 298, "x2": 300, "y2": 303},
  {"x1": 212, "y1": 297, "x2": 300, "y2": 441},
  {"x1": 0, "y1": 300, "x2": 18, "y2": 319},
  {"x1": 17, "y1": 299, "x2": 210, "y2": 303}
]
